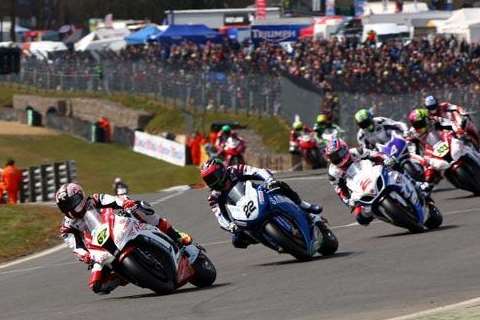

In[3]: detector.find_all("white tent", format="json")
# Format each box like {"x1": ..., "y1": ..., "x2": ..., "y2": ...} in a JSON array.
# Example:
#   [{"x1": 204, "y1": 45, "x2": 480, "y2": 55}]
[
  {"x1": 365, "y1": 1, "x2": 429, "y2": 15},
  {"x1": 437, "y1": 9, "x2": 480, "y2": 43},
  {"x1": 74, "y1": 27, "x2": 130, "y2": 51},
  {"x1": 23, "y1": 41, "x2": 67, "y2": 58}
]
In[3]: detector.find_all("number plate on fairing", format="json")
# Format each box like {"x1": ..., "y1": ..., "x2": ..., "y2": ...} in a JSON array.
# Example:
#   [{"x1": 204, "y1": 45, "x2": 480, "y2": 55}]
[{"x1": 433, "y1": 141, "x2": 449, "y2": 158}]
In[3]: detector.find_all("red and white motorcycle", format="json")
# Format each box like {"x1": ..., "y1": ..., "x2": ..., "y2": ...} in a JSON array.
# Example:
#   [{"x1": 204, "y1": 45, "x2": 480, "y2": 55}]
[
  {"x1": 426, "y1": 120, "x2": 480, "y2": 194},
  {"x1": 221, "y1": 136, "x2": 246, "y2": 165},
  {"x1": 84, "y1": 208, "x2": 216, "y2": 294},
  {"x1": 297, "y1": 133, "x2": 326, "y2": 169}
]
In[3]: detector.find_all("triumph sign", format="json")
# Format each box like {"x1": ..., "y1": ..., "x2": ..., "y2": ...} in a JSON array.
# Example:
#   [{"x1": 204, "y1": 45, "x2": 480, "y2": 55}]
[
  {"x1": 251, "y1": 25, "x2": 307, "y2": 45},
  {"x1": 133, "y1": 131, "x2": 186, "y2": 166}
]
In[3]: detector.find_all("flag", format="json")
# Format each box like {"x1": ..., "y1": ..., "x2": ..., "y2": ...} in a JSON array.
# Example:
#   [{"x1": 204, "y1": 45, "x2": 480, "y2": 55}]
[{"x1": 256, "y1": 0, "x2": 266, "y2": 20}]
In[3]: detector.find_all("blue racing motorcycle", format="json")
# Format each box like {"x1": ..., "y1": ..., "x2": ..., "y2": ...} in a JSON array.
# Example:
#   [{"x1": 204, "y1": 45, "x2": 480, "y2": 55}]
[{"x1": 225, "y1": 181, "x2": 338, "y2": 260}]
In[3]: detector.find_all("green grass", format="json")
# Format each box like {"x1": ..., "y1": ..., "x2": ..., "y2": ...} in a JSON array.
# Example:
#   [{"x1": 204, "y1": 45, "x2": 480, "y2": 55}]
[
  {"x1": 0, "y1": 134, "x2": 201, "y2": 194},
  {"x1": 0, "y1": 84, "x2": 289, "y2": 153},
  {"x1": 0, "y1": 204, "x2": 61, "y2": 263}
]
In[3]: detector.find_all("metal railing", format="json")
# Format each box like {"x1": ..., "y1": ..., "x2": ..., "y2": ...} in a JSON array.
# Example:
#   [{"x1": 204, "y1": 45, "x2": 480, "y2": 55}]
[
  {"x1": 1, "y1": 59, "x2": 282, "y2": 116},
  {"x1": 20, "y1": 160, "x2": 77, "y2": 203}
]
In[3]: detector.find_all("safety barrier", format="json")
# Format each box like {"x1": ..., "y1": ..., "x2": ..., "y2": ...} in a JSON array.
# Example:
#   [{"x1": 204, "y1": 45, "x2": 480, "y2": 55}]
[{"x1": 19, "y1": 160, "x2": 77, "y2": 203}]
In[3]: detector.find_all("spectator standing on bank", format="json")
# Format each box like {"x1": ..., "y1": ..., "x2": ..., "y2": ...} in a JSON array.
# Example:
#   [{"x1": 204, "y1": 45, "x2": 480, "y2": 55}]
[{"x1": 3, "y1": 159, "x2": 22, "y2": 204}]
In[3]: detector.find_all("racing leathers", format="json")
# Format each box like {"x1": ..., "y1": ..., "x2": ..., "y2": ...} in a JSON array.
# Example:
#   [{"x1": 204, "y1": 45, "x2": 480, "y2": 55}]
[
  {"x1": 357, "y1": 117, "x2": 408, "y2": 150},
  {"x1": 328, "y1": 148, "x2": 431, "y2": 226},
  {"x1": 215, "y1": 131, "x2": 244, "y2": 152},
  {"x1": 60, "y1": 194, "x2": 190, "y2": 295},
  {"x1": 206, "y1": 164, "x2": 322, "y2": 248},
  {"x1": 428, "y1": 102, "x2": 480, "y2": 149},
  {"x1": 289, "y1": 126, "x2": 314, "y2": 154}
]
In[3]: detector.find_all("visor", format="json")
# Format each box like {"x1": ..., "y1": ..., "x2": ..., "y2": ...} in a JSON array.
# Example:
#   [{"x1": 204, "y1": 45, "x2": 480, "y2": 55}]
[
  {"x1": 357, "y1": 119, "x2": 373, "y2": 129},
  {"x1": 412, "y1": 120, "x2": 427, "y2": 129},
  {"x1": 57, "y1": 193, "x2": 84, "y2": 216},
  {"x1": 330, "y1": 147, "x2": 348, "y2": 165},
  {"x1": 204, "y1": 170, "x2": 226, "y2": 190}
]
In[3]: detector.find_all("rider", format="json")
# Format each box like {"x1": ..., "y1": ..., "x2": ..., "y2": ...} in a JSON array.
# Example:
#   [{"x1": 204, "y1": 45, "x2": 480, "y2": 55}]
[
  {"x1": 200, "y1": 159, "x2": 323, "y2": 248},
  {"x1": 324, "y1": 137, "x2": 433, "y2": 226},
  {"x1": 289, "y1": 119, "x2": 313, "y2": 153},
  {"x1": 407, "y1": 108, "x2": 455, "y2": 184},
  {"x1": 423, "y1": 95, "x2": 480, "y2": 148},
  {"x1": 112, "y1": 177, "x2": 128, "y2": 196},
  {"x1": 215, "y1": 125, "x2": 244, "y2": 151},
  {"x1": 354, "y1": 108, "x2": 408, "y2": 150},
  {"x1": 313, "y1": 113, "x2": 341, "y2": 140},
  {"x1": 56, "y1": 183, "x2": 192, "y2": 295}
]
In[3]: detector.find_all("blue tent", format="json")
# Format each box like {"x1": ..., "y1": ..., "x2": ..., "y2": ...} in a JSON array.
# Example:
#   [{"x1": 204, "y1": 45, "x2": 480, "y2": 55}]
[
  {"x1": 149, "y1": 24, "x2": 221, "y2": 44},
  {"x1": 125, "y1": 25, "x2": 163, "y2": 45}
]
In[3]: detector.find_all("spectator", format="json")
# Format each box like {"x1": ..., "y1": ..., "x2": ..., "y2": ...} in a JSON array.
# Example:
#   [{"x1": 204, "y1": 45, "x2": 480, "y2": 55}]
[{"x1": 3, "y1": 159, "x2": 22, "y2": 204}]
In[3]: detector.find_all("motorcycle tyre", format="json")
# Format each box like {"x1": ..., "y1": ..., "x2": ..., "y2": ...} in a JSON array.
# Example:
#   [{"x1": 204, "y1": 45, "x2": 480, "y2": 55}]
[
  {"x1": 378, "y1": 196, "x2": 425, "y2": 233},
  {"x1": 189, "y1": 252, "x2": 217, "y2": 288}
]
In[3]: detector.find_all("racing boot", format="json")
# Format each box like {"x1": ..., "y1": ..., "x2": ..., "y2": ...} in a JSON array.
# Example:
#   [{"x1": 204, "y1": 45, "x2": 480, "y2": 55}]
[
  {"x1": 416, "y1": 181, "x2": 434, "y2": 203},
  {"x1": 299, "y1": 200, "x2": 323, "y2": 215}
]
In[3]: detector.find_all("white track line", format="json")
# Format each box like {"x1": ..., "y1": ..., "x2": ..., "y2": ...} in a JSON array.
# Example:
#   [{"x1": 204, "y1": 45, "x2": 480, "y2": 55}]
[
  {"x1": 0, "y1": 244, "x2": 67, "y2": 270},
  {"x1": 383, "y1": 296, "x2": 480, "y2": 320}
]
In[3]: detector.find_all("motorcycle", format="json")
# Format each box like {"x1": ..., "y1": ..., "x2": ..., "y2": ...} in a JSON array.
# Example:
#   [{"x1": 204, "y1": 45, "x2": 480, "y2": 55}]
[
  {"x1": 297, "y1": 133, "x2": 326, "y2": 169},
  {"x1": 346, "y1": 160, "x2": 442, "y2": 233},
  {"x1": 222, "y1": 136, "x2": 246, "y2": 165},
  {"x1": 84, "y1": 207, "x2": 216, "y2": 294},
  {"x1": 426, "y1": 121, "x2": 480, "y2": 194},
  {"x1": 376, "y1": 132, "x2": 425, "y2": 182},
  {"x1": 225, "y1": 181, "x2": 338, "y2": 260}
]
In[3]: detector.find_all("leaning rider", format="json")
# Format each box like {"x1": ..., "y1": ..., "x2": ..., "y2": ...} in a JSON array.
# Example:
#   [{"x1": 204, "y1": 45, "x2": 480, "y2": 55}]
[
  {"x1": 200, "y1": 159, "x2": 324, "y2": 248},
  {"x1": 55, "y1": 183, "x2": 192, "y2": 295},
  {"x1": 313, "y1": 113, "x2": 342, "y2": 140},
  {"x1": 324, "y1": 137, "x2": 434, "y2": 226},
  {"x1": 354, "y1": 108, "x2": 408, "y2": 150}
]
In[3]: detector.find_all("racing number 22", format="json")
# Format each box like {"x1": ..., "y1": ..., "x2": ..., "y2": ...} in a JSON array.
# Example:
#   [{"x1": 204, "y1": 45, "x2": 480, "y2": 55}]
[{"x1": 243, "y1": 201, "x2": 256, "y2": 218}]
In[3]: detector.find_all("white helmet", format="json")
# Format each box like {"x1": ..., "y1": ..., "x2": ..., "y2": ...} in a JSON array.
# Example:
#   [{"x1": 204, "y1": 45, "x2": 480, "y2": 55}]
[{"x1": 55, "y1": 183, "x2": 87, "y2": 219}]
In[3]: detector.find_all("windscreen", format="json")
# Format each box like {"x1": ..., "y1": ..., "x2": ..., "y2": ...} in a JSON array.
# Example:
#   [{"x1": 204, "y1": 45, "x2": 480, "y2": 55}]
[
  {"x1": 227, "y1": 181, "x2": 246, "y2": 205},
  {"x1": 83, "y1": 209, "x2": 103, "y2": 232}
]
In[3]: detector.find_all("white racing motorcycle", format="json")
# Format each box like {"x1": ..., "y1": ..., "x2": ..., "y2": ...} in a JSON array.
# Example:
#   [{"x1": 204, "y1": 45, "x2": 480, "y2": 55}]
[
  {"x1": 345, "y1": 160, "x2": 443, "y2": 233},
  {"x1": 84, "y1": 207, "x2": 216, "y2": 294}
]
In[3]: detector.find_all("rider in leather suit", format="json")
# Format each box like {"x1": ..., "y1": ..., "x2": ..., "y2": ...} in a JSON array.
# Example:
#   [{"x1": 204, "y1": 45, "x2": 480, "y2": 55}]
[
  {"x1": 56, "y1": 183, "x2": 192, "y2": 295},
  {"x1": 200, "y1": 159, "x2": 323, "y2": 248}
]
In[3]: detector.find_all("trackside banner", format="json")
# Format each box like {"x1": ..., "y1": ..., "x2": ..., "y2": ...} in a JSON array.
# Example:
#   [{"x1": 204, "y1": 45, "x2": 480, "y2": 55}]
[
  {"x1": 133, "y1": 131, "x2": 186, "y2": 166},
  {"x1": 251, "y1": 25, "x2": 307, "y2": 44}
]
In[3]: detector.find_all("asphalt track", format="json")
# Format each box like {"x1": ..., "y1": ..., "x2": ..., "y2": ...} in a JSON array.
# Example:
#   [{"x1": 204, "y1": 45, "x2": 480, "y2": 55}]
[{"x1": 1, "y1": 174, "x2": 480, "y2": 320}]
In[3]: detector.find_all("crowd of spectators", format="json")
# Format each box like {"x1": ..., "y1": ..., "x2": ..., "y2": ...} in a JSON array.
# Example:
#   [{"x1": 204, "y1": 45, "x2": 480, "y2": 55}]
[{"x1": 11, "y1": 34, "x2": 480, "y2": 115}]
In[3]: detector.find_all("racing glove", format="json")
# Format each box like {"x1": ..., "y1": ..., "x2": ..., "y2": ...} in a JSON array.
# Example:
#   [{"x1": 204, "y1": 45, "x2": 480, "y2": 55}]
[{"x1": 75, "y1": 251, "x2": 92, "y2": 265}]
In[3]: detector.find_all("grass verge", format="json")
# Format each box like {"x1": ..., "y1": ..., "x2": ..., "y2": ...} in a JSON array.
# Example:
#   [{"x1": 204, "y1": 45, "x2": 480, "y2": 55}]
[
  {"x1": 0, "y1": 134, "x2": 201, "y2": 194},
  {"x1": 0, "y1": 84, "x2": 289, "y2": 153},
  {"x1": 0, "y1": 204, "x2": 61, "y2": 263}
]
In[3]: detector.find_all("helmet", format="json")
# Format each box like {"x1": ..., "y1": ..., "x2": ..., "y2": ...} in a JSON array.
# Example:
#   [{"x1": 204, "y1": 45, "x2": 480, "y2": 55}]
[
  {"x1": 292, "y1": 120, "x2": 303, "y2": 131},
  {"x1": 55, "y1": 183, "x2": 87, "y2": 219},
  {"x1": 424, "y1": 96, "x2": 438, "y2": 112},
  {"x1": 354, "y1": 109, "x2": 374, "y2": 131},
  {"x1": 325, "y1": 137, "x2": 352, "y2": 168},
  {"x1": 408, "y1": 109, "x2": 429, "y2": 133},
  {"x1": 200, "y1": 159, "x2": 228, "y2": 190},
  {"x1": 221, "y1": 125, "x2": 232, "y2": 134},
  {"x1": 316, "y1": 114, "x2": 329, "y2": 126},
  {"x1": 114, "y1": 177, "x2": 122, "y2": 184}
]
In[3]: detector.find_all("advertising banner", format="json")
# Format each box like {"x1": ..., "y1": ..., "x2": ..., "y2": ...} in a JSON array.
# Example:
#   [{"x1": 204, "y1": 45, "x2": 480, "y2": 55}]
[
  {"x1": 133, "y1": 131, "x2": 186, "y2": 166},
  {"x1": 326, "y1": 0, "x2": 336, "y2": 16},
  {"x1": 251, "y1": 24, "x2": 307, "y2": 45},
  {"x1": 354, "y1": 0, "x2": 365, "y2": 16}
]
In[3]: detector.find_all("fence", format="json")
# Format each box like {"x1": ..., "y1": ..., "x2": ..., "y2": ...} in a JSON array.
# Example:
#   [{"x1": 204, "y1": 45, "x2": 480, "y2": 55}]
[
  {"x1": 1, "y1": 59, "x2": 281, "y2": 116},
  {"x1": 2, "y1": 59, "x2": 480, "y2": 145},
  {"x1": 20, "y1": 160, "x2": 77, "y2": 203}
]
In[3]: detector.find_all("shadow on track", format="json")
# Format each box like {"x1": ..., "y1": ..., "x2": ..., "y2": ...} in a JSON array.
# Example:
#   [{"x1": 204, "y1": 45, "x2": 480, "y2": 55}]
[
  {"x1": 445, "y1": 194, "x2": 478, "y2": 200},
  {"x1": 106, "y1": 282, "x2": 231, "y2": 300},
  {"x1": 374, "y1": 225, "x2": 460, "y2": 239},
  {"x1": 255, "y1": 251, "x2": 356, "y2": 267}
]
